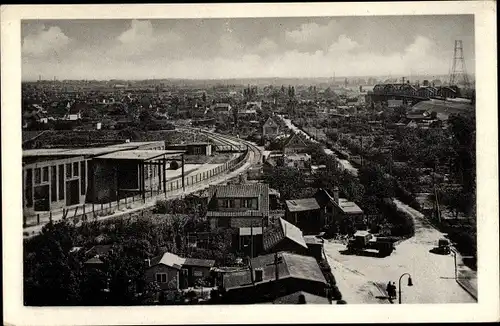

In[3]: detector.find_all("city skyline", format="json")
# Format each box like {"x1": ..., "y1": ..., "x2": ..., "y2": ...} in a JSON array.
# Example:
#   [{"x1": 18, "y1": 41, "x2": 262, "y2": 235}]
[{"x1": 22, "y1": 15, "x2": 475, "y2": 81}]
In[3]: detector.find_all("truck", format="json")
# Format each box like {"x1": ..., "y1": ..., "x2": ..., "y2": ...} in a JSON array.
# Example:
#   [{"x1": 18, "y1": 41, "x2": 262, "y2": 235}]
[{"x1": 346, "y1": 231, "x2": 395, "y2": 257}]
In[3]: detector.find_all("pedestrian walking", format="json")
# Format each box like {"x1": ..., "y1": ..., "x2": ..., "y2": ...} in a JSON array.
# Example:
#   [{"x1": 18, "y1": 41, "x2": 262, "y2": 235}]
[{"x1": 386, "y1": 281, "x2": 392, "y2": 298}]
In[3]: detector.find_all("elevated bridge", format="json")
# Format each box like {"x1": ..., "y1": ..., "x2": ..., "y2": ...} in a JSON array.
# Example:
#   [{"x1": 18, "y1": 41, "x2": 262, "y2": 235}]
[{"x1": 369, "y1": 83, "x2": 459, "y2": 104}]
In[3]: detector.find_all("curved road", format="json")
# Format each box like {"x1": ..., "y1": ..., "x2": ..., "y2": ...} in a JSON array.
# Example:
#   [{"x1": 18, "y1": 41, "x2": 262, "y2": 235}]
[{"x1": 277, "y1": 115, "x2": 477, "y2": 303}]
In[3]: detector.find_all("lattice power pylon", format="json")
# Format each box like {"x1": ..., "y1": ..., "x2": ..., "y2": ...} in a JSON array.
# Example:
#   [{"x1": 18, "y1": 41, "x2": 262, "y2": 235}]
[{"x1": 449, "y1": 40, "x2": 470, "y2": 88}]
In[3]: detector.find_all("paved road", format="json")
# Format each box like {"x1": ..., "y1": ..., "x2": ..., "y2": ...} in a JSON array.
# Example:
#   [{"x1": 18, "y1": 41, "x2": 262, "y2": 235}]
[
  {"x1": 279, "y1": 116, "x2": 477, "y2": 303},
  {"x1": 324, "y1": 199, "x2": 477, "y2": 304}
]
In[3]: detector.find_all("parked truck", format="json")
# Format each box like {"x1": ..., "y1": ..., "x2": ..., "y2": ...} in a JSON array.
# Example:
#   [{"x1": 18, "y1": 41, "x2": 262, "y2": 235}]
[{"x1": 346, "y1": 231, "x2": 395, "y2": 257}]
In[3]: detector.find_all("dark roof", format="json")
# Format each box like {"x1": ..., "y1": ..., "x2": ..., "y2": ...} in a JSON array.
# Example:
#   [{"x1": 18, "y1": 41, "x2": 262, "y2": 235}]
[
  {"x1": 222, "y1": 252, "x2": 326, "y2": 290},
  {"x1": 273, "y1": 291, "x2": 330, "y2": 304},
  {"x1": 284, "y1": 133, "x2": 309, "y2": 149},
  {"x1": 263, "y1": 218, "x2": 307, "y2": 251},
  {"x1": 85, "y1": 244, "x2": 113, "y2": 256},
  {"x1": 263, "y1": 117, "x2": 278, "y2": 128},
  {"x1": 285, "y1": 198, "x2": 320, "y2": 212},
  {"x1": 68, "y1": 102, "x2": 89, "y2": 114},
  {"x1": 183, "y1": 258, "x2": 215, "y2": 268}
]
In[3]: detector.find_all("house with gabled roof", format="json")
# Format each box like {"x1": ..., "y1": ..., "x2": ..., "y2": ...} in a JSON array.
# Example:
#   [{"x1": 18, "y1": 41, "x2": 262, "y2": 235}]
[
  {"x1": 144, "y1": 252, "x2": 215, "y2": 290},
  {"x1": 262, "y1": 116, "x2": 280, "y2": 138},
  {"x1": 283, "y1": 132, "x2": 309, "y2": 154},
  {"x1": 220, "y1": 251, "x2": 330, "y2": 304},
  {"x1": 263, "y1": 217, "x2": 308, "y2": 256},
  {"x1": 205, "y1": 183, "x2": 270, "y2": 230}
]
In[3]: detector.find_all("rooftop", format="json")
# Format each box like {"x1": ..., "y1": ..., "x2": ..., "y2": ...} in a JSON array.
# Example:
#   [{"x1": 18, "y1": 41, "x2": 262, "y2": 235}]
[
  {"x1": 337, "y1": 198, "x2": 364, "y2": 214},
  {"x1": 285, "y1": 198, "x2": 320, "y2": 212},
  {"x1": 183, "y1": 257, "x2": 215, "y2": 268},
  {"x1": 273, "y1": 291, "x2": 330, "y2": 304},
  {"x1": 209, "y1": 183, "x2": 269, "y2": 198},
  {"x1": 95, "y1": 150, "x2": 185, "y2": 161},
  {"x1": 108, "y1": 141, "x2": 164, "y2": 148},
  {"x1": 263, "y1": 218, "x2": 308, "y2": 251},
  {"x1": 151, "y1": 252, "x2": 186, "y2": 270},
  {"x1": 222, "y1": 252, "x2": 327, "y2": 290}
]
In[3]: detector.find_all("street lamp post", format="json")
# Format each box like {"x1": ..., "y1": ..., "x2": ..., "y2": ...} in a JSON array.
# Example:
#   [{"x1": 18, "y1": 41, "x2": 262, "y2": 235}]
[{"x1": 398, "y1": 272, "x2": 414, "y2": 304}]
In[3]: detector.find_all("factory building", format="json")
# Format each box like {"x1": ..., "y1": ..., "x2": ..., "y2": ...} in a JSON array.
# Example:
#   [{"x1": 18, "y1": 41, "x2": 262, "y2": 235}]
[{"x1": 22, "y1": 141, "x2": 185, "y2": 218}]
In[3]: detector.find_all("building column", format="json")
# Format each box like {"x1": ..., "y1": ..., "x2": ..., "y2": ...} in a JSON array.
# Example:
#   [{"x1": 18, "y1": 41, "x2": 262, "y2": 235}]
[{"x1": 48, "y1": 166, "x2": 52, "y2": 210}]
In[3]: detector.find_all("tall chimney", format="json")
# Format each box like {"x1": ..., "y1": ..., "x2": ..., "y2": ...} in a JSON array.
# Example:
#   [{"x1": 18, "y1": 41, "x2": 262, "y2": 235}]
[{"x1": 333, "y1": 186, "x2": 339, "y2": 204}]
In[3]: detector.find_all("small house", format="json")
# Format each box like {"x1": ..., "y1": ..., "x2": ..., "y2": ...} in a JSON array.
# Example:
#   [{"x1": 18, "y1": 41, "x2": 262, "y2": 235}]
[
  {"x1": 263, "y1": 218, "x2": 308, "y2": 256},
  {"x1": 220, "y1": 252, "x2": 330, "y2": 304},
  {"x1": 283, "y1": 133, "x2": 310, "y2": 154},
  {"x1": 262, "y1": 116, "x2": 280, "y2": 138}
]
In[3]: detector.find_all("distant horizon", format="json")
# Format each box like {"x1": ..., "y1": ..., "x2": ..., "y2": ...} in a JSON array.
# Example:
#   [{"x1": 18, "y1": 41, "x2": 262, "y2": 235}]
[
  {"x1": 22, "y1": 73, "x2": 472, "y2": 83},
  {"x1": 22, "y1": 16, "x2": 475, "y2": 81}
]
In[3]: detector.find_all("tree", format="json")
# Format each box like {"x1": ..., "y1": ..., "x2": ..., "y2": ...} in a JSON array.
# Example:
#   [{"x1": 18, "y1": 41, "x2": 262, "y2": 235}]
[
  {"x1": 24, "y1": 221, "x2": 82, "y2": 305},
  {"x1": 264, "y1": 167, "x2": 307, "y2": 200},
  {"x1": 358, "y1": 164, "x2": 394, "y2": 198}
]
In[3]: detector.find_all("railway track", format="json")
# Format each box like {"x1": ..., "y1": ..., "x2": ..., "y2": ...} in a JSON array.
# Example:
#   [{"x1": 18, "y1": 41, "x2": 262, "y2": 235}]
[{"x1": 181, "y1": 127, "x2": 263, "y2": 165}]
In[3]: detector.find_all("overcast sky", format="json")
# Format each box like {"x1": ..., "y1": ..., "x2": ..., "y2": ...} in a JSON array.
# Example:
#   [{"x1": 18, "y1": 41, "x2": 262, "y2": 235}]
[{"x1": 21, "y1": 16, "x2": 475, "y2": 80}]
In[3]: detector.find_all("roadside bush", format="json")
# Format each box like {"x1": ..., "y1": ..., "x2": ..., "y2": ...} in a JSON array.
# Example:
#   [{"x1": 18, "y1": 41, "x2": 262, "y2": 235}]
[
  {"x1": 394, "y1": 182, "x2": 422, "y2": 211},
  {"x1": 379, "y1": 200, "x2": 415, "y2": 238}
]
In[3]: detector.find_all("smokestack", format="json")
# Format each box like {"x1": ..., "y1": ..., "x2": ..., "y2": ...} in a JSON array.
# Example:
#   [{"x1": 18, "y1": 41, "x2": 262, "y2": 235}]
[{"x1": 333, "y1": 186, "x2": 339, "y2": 204}]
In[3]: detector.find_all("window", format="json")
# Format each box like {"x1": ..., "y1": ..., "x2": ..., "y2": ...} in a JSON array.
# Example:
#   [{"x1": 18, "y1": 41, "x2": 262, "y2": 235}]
[
  {"x1": 34, "y1": 168, "x2": 41, "y2": 184},
  {"x1": 220, "y1": 199, "x2": 233, "y2": 208},
  {"x1": 156, "y1": 273, "x2": 167, "y2": 283},
  {"x1": 51, "y1": 166, "x2": 57, "y2": 202},
  {"x1": 25, "y1": 168, "x2": 33, "y2": 207},
  {"x1": 80, "y1": 161, "x2": 86, "y2": 195},
  {"x1": 42, "y1": 167, "x2": 49, "y2": 182},
  {"x1": 66, "y1": 163, "x2": 72, "y2": 178},
  {"x1": 73, "y1": 162, "x2": 79, "y2": 177},
  {"x1": 58, "y1": 165, "x2": 64, "y2": 200},
  {"x1": 242, "y1": 199, "x2": 253, "y2": 209},
  {"x1": 193, "y1": 270, "x2": 203, "y2": 277}
]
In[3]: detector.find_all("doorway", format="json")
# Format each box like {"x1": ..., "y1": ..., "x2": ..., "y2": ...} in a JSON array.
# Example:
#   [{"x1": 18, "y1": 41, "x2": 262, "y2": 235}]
[{"x1": 66, "y1": 179, "x2": 80, "y2": 206}]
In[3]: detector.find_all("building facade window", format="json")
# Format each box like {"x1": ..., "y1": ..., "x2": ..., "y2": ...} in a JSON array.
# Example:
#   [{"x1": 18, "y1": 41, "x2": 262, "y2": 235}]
[
  {"x1": 73, "y1": 162, "x2": 79, "y2": 177},
  {"x1": 25, "y1": 168, "x2": 33, "y2": 207},
  {"x1": 51, "y1": 166, "x2": 57, "y2": 202},
  {"x1": 34, "y1": 168, "x2": 41, "y2": 184},
  {"x1": 66, "y1": 163, "x2": 72, "y2": 178},
  {"x1": 80, "y1": 161, "x2": 86, "y2": 195},
  {"x1": 156, "y1": 273, "x2": 168, "y2": 283},
  {"x1": 42, "y1": 167, "x2": 49, "y2": 182},
  {"x1": 58, "y1": 165, "x2": 65, "y2": 200}
]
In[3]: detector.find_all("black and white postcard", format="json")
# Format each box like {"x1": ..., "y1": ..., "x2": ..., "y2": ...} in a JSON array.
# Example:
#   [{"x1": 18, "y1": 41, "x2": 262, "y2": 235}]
[{"x1": 2, "y1": 2, "x2": 498, "y2": 325}]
